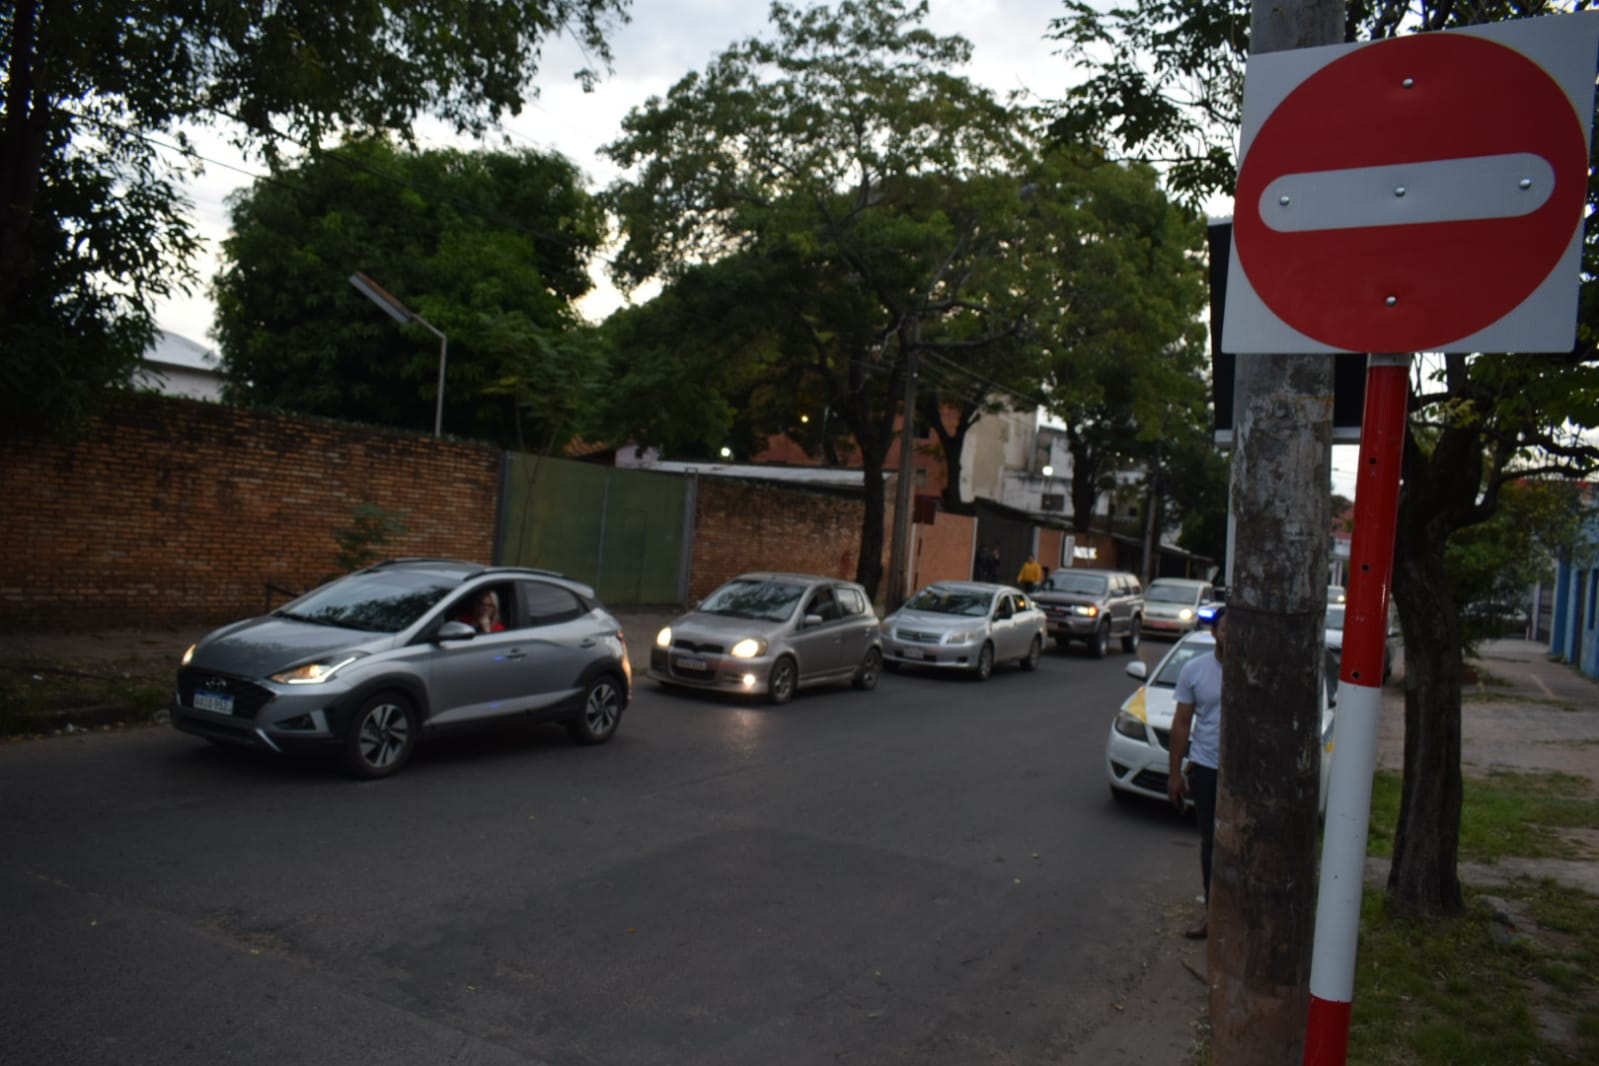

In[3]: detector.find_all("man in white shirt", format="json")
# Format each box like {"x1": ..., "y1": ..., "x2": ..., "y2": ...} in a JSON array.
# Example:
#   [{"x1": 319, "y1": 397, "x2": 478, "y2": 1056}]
[{"x1": 1167, "y1": 609, "x2": 1226, "y2": 939}]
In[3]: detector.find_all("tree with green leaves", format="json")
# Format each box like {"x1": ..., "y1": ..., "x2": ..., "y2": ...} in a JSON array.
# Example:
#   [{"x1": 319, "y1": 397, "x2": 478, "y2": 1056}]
[
  {"x1": 213, "y1": 136, "x2": 605, "y2": 448},
  {"x1": 601, "y1": 0, "x2": 1036, "y2": 599},
  {"x1": 1053, "y1": 0, "x2": 1599, "y2": 923},
  {"x1": 1022, "y1": 146, "x2": 1211, "y2": 532},
  {"x1": 1, "y1": 0, "x2": 628, "y2": 434}
]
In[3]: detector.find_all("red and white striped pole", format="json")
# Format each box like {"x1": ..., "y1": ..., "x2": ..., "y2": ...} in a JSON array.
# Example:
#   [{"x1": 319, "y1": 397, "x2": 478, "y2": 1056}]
[{"x1": 1304, "y1": 353, "x2": 1411, "y2": 1064}]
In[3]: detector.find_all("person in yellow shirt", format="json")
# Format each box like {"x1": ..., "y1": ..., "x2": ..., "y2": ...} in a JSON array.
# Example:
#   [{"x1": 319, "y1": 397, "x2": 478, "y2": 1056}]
[{"x1": 1015, "y1": 554, "x2": 1043, "y2": 592}]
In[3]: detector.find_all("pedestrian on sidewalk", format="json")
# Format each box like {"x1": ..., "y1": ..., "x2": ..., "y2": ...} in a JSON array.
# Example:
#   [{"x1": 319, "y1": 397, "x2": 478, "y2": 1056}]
[
  {"x1": 1167, "y1": 608, "x2": 1226, "y2": 939},
  {"x1": 1015, "y1": 554, "x2": 1043, "y2": 592}
]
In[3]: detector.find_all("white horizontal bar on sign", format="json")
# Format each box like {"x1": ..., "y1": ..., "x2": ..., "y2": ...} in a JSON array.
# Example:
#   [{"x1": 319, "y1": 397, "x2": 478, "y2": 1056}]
[{"x1": 1259, "y1": 153, "x2": 1555, "y2": 232}]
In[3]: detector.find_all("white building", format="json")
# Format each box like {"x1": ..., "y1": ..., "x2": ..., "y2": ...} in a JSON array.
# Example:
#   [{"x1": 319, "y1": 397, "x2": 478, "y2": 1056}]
[{"x1": 135, "y1": 330, "x2": 223, "y2": 401}]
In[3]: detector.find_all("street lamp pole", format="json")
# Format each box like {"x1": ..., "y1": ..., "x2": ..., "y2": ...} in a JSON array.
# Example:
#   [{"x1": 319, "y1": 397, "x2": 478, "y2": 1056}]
[{"x1": 349, "y1": 272, "x2": 448, "y2": 437}]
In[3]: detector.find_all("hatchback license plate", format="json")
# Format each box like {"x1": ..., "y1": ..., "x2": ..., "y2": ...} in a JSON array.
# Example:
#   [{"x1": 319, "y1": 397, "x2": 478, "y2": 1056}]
[
  {"x1": 193, "y1": 690, "x2": 234, "y2": 715},
  {"x1": 674, "y1": 655, "x2": 707, "y2": 671}
]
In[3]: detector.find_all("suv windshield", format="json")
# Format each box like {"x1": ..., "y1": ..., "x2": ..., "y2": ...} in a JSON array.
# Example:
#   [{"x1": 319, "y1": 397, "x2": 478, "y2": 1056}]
[
  {"x1": 904, "y1": 585, "x2": 990, "y2": 617},
  {"x1": 1152, "y1": 640, "x2": 1214, "y2": 686},
  {"x1": 1044, "y1": 573, "x2": 1108, "y2": 596},
  {"x1": 699, "y1": 579, "x2": 806, "y2": 621},
  {"x1": 1147, "y1": 585, "x2": 1201, "y2": 605},
  {"x1": 276, "y1": 571, "x2": 458, "y2": 633}
]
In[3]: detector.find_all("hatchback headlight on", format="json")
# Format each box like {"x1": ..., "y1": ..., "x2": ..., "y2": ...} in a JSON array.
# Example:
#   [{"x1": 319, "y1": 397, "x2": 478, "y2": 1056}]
[
  {"x1": 729, "y1": 637, "x2": 766, "y2": 658},
  {"x1": 656, "y1": 627, "x2": 672, "y2": 648},
  {"x1": 181, "y1": 643, "x2": 196, "y2": 667},
  {"x1": 1113, "y1": 710, "x2": 1148, "y2": 741},
  {"x1": 270, "y1": 654, "x2": 363, "y2": 685}
]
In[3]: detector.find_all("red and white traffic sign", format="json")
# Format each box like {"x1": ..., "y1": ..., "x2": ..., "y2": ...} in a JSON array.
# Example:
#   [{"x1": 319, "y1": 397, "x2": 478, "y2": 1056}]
[{"x1": 1222, "y1": 16, "x2": 1599, "y2": 354}]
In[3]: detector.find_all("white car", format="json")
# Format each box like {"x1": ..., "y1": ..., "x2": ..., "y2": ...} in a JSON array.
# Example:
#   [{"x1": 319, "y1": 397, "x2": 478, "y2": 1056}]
[
  {"x1": 881, "y1": 582, "x2": 1046, "y2": 680},
  {"x1": 1324, "y1": 602, "x2": 1397, "y2": 685},
  {"x1": 1141, "y1": 577, "x2": 1215, "y2": 637},
  {"x1": 1105, "y1": 630, "x2": 1336, "y2": 812}
]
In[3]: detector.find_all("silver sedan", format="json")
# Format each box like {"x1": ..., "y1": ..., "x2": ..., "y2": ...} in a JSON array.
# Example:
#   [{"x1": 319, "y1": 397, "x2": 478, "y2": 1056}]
[
  {"x1": 881, "y1": 582, "x2": 1047, "y2": 679},
  {"x1": 648, "y1": 573, "x2": 883, "y2": 705}
]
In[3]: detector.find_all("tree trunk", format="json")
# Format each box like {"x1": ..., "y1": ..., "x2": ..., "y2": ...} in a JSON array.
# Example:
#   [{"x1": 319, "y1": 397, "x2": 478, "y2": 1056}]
[
  {"x1": 1066, "y1": 428, "x2": 1099, "y2": 533},
  {"x1": 856, "y1": 454, "x2": 887, "y2": 601},
  {"x1": 923, "y1": 394, "x2": 976, "y2": 515},
  {"x1": 1212, "y1": 345, "x2": 1334, "y2": 1063},
  {"x1": 1384, "y1": 437, "x2": 1467, "y2": 917},
  {"x1": 1, "y1": 0, "x2": 47, "y2": 305}
]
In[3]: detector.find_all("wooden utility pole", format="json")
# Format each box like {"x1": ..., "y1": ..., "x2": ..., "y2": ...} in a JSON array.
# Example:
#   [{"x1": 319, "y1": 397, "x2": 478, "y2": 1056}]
[
  {"x1": 885, "y1": 342, "x2": 918, "y2": 611},
  {"x1": 1210, "y1": 2, "x2": 1343, "y2": 1061}
]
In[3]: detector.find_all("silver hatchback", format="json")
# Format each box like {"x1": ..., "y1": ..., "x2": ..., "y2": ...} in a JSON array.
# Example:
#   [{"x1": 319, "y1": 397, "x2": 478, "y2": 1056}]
[
  {"x1": 881, "y1": 582, "x2": 1047, "y2": 679},
  {"x1": 171, "y1": 559, "x2": 631, "y2": 778},
  {"x1": 649, "y1": 573, "x2": 882, "y2": 704}
]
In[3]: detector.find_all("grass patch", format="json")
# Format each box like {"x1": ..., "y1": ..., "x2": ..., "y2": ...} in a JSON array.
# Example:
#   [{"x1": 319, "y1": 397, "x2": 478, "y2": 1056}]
[
  {"x1": 1364, "y1": 770, "x2": 1599, "y2": 862},
  {"x1": 0, "y1": 660, "x2": 170, "y2": 737},
  {"x1": 1347, "y1": 889, "x2": 1544, "y2": 1065},
  {"x1": 1348, "y1": 883, "x2": 1599, "y2": 1065},
  {"x1": 1344, "y1": 772, "x2": 1599, "y2": 1065}
]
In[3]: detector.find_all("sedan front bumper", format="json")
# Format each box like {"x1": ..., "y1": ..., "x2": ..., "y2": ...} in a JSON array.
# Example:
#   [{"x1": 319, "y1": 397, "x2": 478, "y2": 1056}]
[{"x1": 648, "y1": 647, "x2": 771, "y2": 695}]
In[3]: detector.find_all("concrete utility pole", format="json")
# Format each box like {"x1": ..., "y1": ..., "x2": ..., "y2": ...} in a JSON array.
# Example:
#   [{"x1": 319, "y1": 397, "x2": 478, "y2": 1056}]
[
  {"x1": 885, "y1": 341, "x2": 918, "y2": 611},
  {"x1": 1210, "y1": 2, "x2": 1344, "y2": 1062}
]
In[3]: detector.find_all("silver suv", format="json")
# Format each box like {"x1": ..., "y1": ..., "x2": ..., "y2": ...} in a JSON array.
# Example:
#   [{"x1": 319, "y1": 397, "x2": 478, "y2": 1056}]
[
  {"x1": 172, "y1": 559, "x2": 631, "y2": 778},
  {"x1": 1031, "y1": 567, "x2": 1144, "y2": 657}
]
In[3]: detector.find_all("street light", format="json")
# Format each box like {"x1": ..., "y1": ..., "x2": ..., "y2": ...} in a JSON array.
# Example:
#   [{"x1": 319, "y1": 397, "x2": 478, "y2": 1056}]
[{"x1": 349, "y1": 272, "x2": 448, "y2": 437}]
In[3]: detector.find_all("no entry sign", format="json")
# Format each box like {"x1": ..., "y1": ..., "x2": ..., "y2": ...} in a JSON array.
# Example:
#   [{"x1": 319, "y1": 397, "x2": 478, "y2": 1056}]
[{"x1": 1222, "y1": 16, "x2": 1599, "y2": 355}]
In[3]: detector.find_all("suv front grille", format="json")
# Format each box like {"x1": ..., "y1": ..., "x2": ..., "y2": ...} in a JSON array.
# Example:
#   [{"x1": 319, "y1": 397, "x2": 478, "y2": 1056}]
[
  {"x1": 671, "y1": 639, "x2": 726, "y2": 655},
  {"x1": 177, "y1": 669, "x2": 275, "y2": 718}
]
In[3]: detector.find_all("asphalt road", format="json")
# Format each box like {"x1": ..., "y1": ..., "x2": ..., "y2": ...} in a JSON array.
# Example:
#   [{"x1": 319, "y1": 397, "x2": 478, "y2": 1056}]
[{"x1": 1, "y1": 641, "x2": 1206, "y2": 1065}]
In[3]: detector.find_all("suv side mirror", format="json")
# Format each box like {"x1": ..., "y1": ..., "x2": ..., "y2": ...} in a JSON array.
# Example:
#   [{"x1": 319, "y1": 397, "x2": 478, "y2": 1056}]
[{"x1": 437, "y1": 620, "x2": 477, "y2": 642}]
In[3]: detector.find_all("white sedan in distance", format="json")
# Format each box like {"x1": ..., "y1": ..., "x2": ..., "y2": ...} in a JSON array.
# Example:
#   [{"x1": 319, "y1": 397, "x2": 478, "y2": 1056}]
[{"x1": 882, "y1": 582, "x2": 1046, "y2": 680}]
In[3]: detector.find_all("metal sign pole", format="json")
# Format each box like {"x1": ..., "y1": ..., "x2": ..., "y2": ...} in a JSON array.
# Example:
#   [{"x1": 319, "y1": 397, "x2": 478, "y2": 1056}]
[{"x1": 1304, "y1": 353, "x2": 1410, "y2": 1065}]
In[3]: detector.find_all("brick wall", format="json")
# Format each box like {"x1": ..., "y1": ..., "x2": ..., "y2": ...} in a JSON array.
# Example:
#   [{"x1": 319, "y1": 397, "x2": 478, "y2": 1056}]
[
  {"x1": 687, "y1": 478, "x2": 886, "y2": 602},
  {"x1": 0, "y1": 394, "x2": 500, "y2": 631},
  {"x1": 911, "y1": 510, "x2": 977, "y2": 587}
]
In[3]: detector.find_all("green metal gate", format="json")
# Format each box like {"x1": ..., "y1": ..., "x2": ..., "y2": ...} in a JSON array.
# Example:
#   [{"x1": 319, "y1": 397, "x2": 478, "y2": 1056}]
[{"x1": 499, "y1": 454, "x2": 689, "y2": 606}]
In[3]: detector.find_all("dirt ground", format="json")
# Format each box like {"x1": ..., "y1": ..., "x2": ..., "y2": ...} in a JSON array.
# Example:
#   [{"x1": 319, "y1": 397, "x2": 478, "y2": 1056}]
[{"x1": 1375, "y1": 638, "x2": 1599, "y2": 894}]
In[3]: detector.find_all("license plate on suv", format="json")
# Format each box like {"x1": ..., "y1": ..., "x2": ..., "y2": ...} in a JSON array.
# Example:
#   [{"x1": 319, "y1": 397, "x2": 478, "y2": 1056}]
[{"x1": 193, "y1": 690, "x2": 234, "y2": 715}]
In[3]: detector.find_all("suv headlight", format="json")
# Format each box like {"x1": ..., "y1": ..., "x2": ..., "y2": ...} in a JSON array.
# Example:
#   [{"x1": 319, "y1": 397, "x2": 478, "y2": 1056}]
[
  {"x1": 1113, "y1": 710, "x2": 1148, "y2": 741},
  {"x1": 1073, "y1": 604, "x2": 1099, "y2": 617},
  {"x1": 729, "y1": 637, "x2": 766, "y2": 658},
  {"x1": 270, "y1": 653, "x2": 364, "y2": 685},
  {"x1": 1178, "y1": 608, "x2": 1194, "y2": 621}
]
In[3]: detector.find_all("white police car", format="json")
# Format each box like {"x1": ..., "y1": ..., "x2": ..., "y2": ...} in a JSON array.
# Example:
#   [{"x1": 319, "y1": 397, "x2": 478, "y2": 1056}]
[{"x1": 1105, "y1": 619, "x2": 1335, "y2": 812}]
